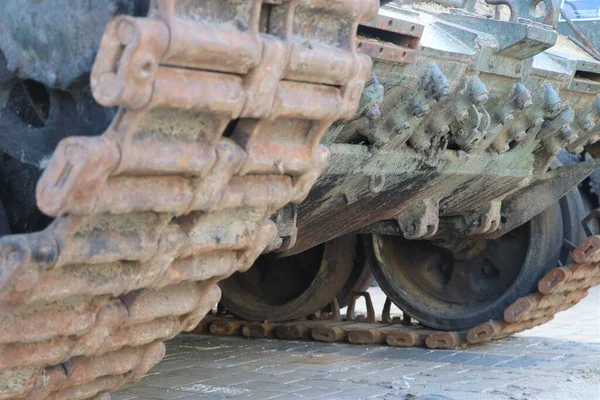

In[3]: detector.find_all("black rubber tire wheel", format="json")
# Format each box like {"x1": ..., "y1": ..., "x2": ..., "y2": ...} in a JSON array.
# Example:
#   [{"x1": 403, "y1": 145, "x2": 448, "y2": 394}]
[
  {"x1": 559, "y1": 188, "x2": 587, "y2": 264},
  {"x1": 366, "y1": 204, "x2": 563, "y2": 331},
  {"x1": 219, "y1": 235, "x2": 357, "y2": 322},
  {"x1": 328, "y1": 238, "x2": 373, "y2": 309}
]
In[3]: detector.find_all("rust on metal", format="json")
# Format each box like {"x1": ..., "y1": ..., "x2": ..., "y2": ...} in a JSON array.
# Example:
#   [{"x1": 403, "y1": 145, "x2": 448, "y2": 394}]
[
  {"x1": 276, "y1": 323, "x2": 312, "y2": 340},
  {"x1": 242, "y1": 322, "x2": 277, "y2": 339},
  {"x1": 0, "y1": 0, "x2": 378, "y2": 398},
  {"x1": 202, "y1": 235, "x2": 600, "y2": 349},
  {"x1": 346, "y1": 291, "x2": 376, "y2": 323},
  {"x1": 210, "y1": 321, "x2": 244, "y2": 337},
  {"x1": 358, "y1": 39, "x2": 418, "y2": 64},
  {"x1": 312, "y1": 325, "x2": 347, "y2": 343},
  {"x1": 386, "y1": 331, "x2": 425, "y2": 347},
  {"x1": 467, "y1": 236, "x2": 600, "y2": 344},
  {"x1": 347, "y1": 328, "x2": 385, "y2": 345}
]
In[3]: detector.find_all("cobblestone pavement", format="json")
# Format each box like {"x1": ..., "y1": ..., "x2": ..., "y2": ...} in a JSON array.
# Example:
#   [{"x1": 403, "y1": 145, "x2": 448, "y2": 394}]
[{"x1": 116, "y1": 287, "x2": 600, "y2": 400}]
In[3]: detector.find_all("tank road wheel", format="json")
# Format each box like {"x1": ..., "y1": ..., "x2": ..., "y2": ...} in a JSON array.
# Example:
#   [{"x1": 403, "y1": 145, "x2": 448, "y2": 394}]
[
  {"x1": 333, "y1": 239, "x2": 373, "y2": 308},
  {"x1": 220, "y1": 235, "x2": 359, "y2": 322},
  {"x1": 367, "y1": 205, "x2": 563, "y2": 331},
  {"x1": 560, "y1": 188, "x2": 588, "y2": 262}
]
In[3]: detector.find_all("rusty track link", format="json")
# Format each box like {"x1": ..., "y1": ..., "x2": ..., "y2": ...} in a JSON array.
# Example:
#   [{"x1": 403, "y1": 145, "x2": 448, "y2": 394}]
[
  {"x1": 202, "y1": 236, "x2": 600, "y2": 349},
  {"x1": 0, "y1": 1, "x2": 378, "y2": 399}
]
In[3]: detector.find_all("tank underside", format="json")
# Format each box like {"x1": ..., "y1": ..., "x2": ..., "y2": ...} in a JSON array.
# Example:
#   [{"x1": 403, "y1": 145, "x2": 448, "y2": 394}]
[
  {"x1": 1, "y1": 1, "x2": 600, "y2": 399},
  {"x1": 221, "y1": 1, "x2": 600, "y2": 328}
]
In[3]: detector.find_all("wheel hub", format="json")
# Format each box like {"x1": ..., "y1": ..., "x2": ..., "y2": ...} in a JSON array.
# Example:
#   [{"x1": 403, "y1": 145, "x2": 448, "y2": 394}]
[{"x1": 367, "y1": 205, "x2": 563, "y2": 330}]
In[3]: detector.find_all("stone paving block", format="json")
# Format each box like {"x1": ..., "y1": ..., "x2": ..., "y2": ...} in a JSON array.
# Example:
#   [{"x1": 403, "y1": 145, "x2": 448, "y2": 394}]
[
  {"x1": 326, "y1": 384, "x2": 392, "y2": 399},
  {"x1": 408, "y1": 372, "x2": 478, "y2": 386},
  {"x1": 248, "y1": 355, "x2": 306, "y2": 369},
  {"x1": 226, "y1": 390, "x2": 285, "y2": 399},
  {"x1": 462, "y1": 354, "x2": 515, "y2": 367},
  {"x1": 321, "y1": 367, "x2": 380, "y2": 381},
  {"x1": 149, "y1": 359, "x2": 199, "y2": 374},
  {"x1": 441, "y1": 389, "x2": 515, "y2": 400},
  {"x1": 234, "y1": 380, "x2": 309, "y2": 394},
  {"x1": 111, "y1": 393, "x2": 141, "y2": 400},
  {"x1": 209, "y1": 357, "x2": 271, "y2": 369},
  {"x1": 121, "y1": 398, "x2": 156, "y2": 400},
  {"x1": 336, "y1": 346, "x2": 387, "y2": 357},
  {"x1": 435, "y1": 352, "x2": 482, "y2": 365},
  {"x1": 125, "y1": 386, "x2": 196, "y2": 400},
  {"x1": 192, "y1": 353, "x2": 242, "y2": 364},
  {"x1": 288, "y1": 379, "x2": 364, "y2": 391},
  {"x1": 161, "y1": 373, "x2": 215, "y2": 389},
  {"x1": 309, "y1": 358, "x2": 375, "y2": 372},
  {"x1": 167, "y1": 394, "x2": 224, "y2": 400},
  {"x1": 135, "y1": 372, "x2": 172, "y2": 387},
  {"x1": 384, "y1": 384, "x2": 459, "y2": 399},
  {"x1": 450, "y1": 377, "x2": 524, "y2": 393},
  {"x1": 494, "y1": 357, "x2": 543, "y2": 369},
  {"x1": 213, "y1": 367, "x2": 308, "y2": 384},
  {"x1": 291, "y1": 359, "x2": 356, "y2": 372},
  {"x1": 408, "y1": 364, "x2": 472, "y2": 377},
  {"x1": 409, "y1": 351, "x2": 456, "y2": 363},
  {"x1": 249, "y1": 373, "x2": 315, "y2": 385},
  {"x1": 176, "y1": 382, "x2": 253, "y2": 397},
  {"x1": 276, "y1": 369, "x2": 331, "y2": 381},
  {"x1": 270, "y1": 394, "x2": 306, "y2": 400},
  {"x1": 194, "y1": 372, "x2": 257, "y2": 387},
  {"x1": 253, "y1": 340, "x2": 306, "y2": 352},
  {"x1": 186, "y1": 366, "x2": 240, "y2": 380},
  {"x1": 520, "y1": 352, "x2": 566, "y2": 362},
  {"x1": 489, "y1": 379, "x2": 600, "y2": 399},
  {"x1": 251, "y1": 366, "x2": 300, "y2": 376},
  {"x1": 217, "y1": 371, "x2": 287, "y2": 385},
  {"x1": 379, "y1": 348, "x2": 433, "y2": 361},
  {"x1": 291, "y1": 387, "x2": 345, "y2": 399},
  {"x1": 451, "y1": 368, "x2": 528, "y2": 382},
  {"x1": 351, "y1": 363, "x2": 441, "y2": 385}
]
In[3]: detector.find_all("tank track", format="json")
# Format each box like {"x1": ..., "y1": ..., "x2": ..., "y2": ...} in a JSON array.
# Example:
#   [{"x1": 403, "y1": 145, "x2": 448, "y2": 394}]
[
  {"x1": 0, "y1": 1, "x2": 378, "y2": 399},
  {"x1": 201, "y1": 235, "x2": 600, "y2": 349}
]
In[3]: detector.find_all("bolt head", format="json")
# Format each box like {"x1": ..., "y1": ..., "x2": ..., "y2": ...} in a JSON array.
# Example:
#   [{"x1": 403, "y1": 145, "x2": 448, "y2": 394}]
[
  {"x1": 97, "y1": 72, "x2": 121, "y2": 99},
  {"x1": 533, "y1": 117, "x2": 545, "y2": 127},
  {"x1": 559, "y1": 125, "x2": 573, "y2": 140},
  {"x1": 496, "y1": 143, "x2": 510, "y2": 154},
  {"x1": 365, "y1": 104, "x2": 381, "y2": 120},
  {"x1": 518, "y1": 98, "x2": 533, "y2": 110},
  {"x1": 513, "y1": 130, "x2": 526, "y2": 142},
  {"x1": 474, "y1": 93, "x2": 489, "y2": 105},
  {"x1": 582, "y1": 118, "x2": 595, "y2": 131},
  {"x1": 117, "y1": 19, "x2": 136, "y2": 46},
  {"x1": 434, "y1": 88, "x2": 450, "y2": 101},
  {"x1": 416, "y1": 140, "x2": 431, "y2": 151},
  {"x1": 394, "y1": 123, "x2": 411, "y2": 134},
  {"x1": 501, "y1": 114, "x2": 515, "y2": 125},
  {"x1": 343, "y1": 192, "x2": 358, "y2": 205},
  {"x1": 414, "y1": 104, "x2": 430, "y2": 118},
  {"x1": 455, "y1": 110, "x2": 469, "y2": 122},
  {"x1": 436, "y1": 125, "x2": 450, "y2": 136},
  {"x1": 548, "y1": 102, "x2": 562, "y2": 115}
]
